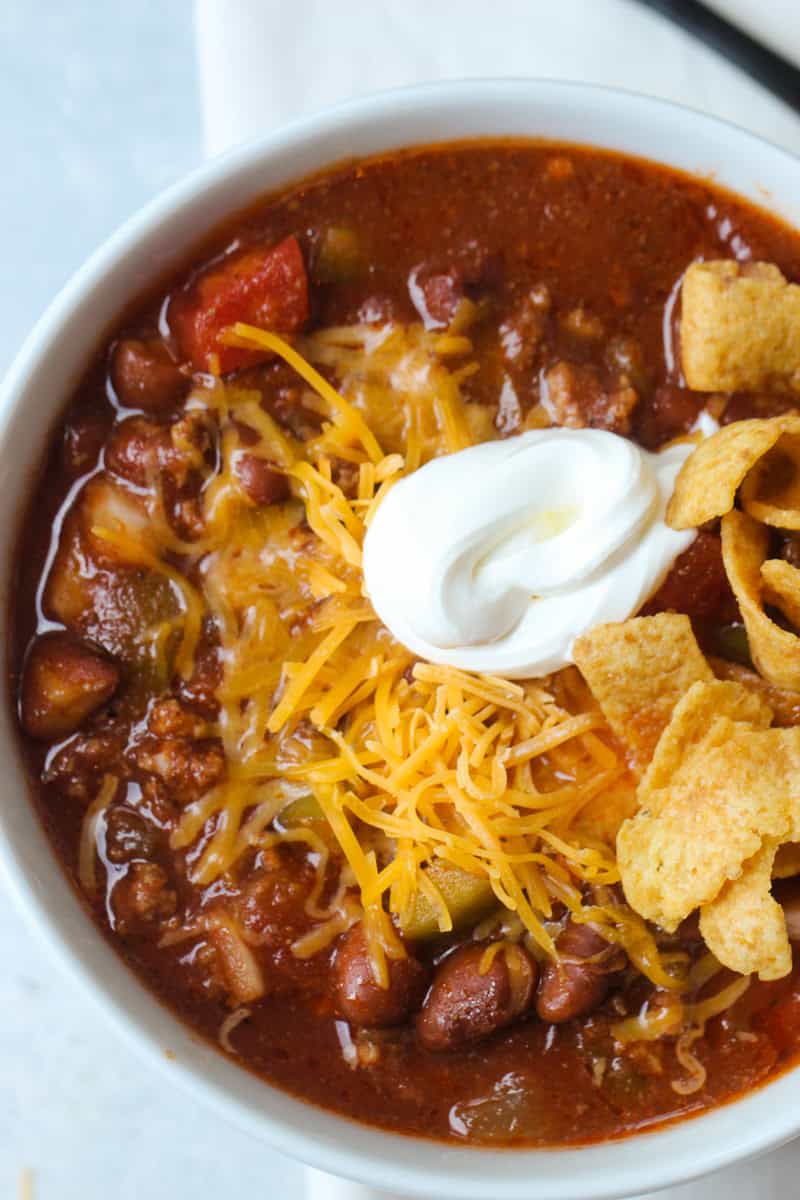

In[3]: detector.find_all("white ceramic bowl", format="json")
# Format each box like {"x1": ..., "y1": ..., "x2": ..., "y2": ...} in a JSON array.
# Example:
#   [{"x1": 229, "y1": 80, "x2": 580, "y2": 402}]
[{"x1": 2, "y1": 79, "x2": 800, "y2": 1200}]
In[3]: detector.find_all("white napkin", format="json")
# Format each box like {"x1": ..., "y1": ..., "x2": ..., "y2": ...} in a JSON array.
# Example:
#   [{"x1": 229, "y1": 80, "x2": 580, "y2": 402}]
[
  {"x1": 193, "y1": 3, "x2": 800, "y2": 1197},
  {"x1": 705, "y1": 0, "x2": 800, "y2": 63},
  {"x1": 195, "y1": 0, "x2": 800, "y2": 158}
]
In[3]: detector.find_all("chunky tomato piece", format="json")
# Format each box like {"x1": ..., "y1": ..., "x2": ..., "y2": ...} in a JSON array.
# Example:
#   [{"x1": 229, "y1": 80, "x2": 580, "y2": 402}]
[
  {"x1": 642, "y1": 531, "x2": 738, "y2": 622},
  {"x1": 172, "y1": 235, "x2": 309, "y2": 373}
]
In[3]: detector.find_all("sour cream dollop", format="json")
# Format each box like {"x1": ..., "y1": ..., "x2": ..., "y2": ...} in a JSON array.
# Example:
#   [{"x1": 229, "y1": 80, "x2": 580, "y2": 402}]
[{"x1": 362, "y1": 428, "x2": 697, "y2": 678}]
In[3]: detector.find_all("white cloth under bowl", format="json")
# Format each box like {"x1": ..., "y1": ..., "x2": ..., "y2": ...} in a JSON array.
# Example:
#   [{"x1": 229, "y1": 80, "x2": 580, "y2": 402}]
[{"x1": 194, "y1": 4, "x2": 800, "y2": 1197}]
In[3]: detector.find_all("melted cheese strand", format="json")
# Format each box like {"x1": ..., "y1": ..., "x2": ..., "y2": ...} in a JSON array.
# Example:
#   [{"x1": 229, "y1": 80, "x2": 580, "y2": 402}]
[
  {"x1": 155, "y1": 322, "x2": 662, "y2": 978},
  {"x1": 223, "y1": 323, "x2": 384, "y2": 463}
]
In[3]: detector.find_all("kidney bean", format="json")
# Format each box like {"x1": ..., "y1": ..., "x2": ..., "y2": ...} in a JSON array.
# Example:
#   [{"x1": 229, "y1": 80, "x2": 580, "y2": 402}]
[
  {"x1": 536, "y1": 921, "x2": 624, "y2": 1023},
  {"x1": 416, "y1": 942, "x2": 537, "y2": 1052},
  {"x1": 105, "y1": 417, "x2": 175, "y2": 488},
  {"x1": 234, "y1": 453, "x2": 289, "y2": 506},
  {"x1": 111, "y1": 338, "x2": 188, "y2": 413},
  {"x1": 106, "y1": 412, "x2": 213, "y2": 491},
  {"x1": 636, "y1": 384, "x2": 704, "y2": 449},
  {"x1": 20, "y1": 633, "x2": 120, "y2": 740},
  {"x1": 334, "y1": 923, "x2": 428, "y2": 1028}
]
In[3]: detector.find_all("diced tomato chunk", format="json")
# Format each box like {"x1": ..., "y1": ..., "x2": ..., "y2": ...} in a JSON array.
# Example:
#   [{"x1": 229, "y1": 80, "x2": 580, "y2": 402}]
[
  {"x1": 172, "y1": 235, "x2": 309, "y2": 373},
  {"x1": 642, "y1": 531, "x2": 738, "y2": 622}
]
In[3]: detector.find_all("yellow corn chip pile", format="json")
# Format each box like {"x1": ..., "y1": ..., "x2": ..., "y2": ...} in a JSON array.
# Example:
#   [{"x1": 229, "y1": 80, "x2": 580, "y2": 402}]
[
  {"x1": 710, "y1": 657, "x2": 800, "y2": 726},
  {"x1": 618, "y1": 726, "x2": 800, "y2": 936},
  {"x1": 740, "y1": 433, "x2": 800, "y2": 530},
  {"x1": 681, "y1": 260, "x2": 800, "y2": 392},
  {"x1": 667, "y1": 414, "x2": 800, "y2": 531},
  {"x1": 572, "y1": 614, "x2": 712, "y2": 772},
  {"x1": 639, "y1": 678, "x2": 772, "y2": 800},
  {"x1": 667, "y1": 415, "x2": 800, "y2": 692},
  {"x1": 577, "y1": 614, "x2": 800, "y2": 979},
  {"x1": 699, "y1": 840, "x2": 792, "y2": 981},
  {"x1": 722, "y1": 510, "x2": 800, "y2": 691}
]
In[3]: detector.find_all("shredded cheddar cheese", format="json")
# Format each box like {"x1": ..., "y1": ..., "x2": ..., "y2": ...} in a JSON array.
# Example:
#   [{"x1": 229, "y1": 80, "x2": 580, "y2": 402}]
[{"x1": 109, "y1": 316, "x2": 669, "y2": 982}]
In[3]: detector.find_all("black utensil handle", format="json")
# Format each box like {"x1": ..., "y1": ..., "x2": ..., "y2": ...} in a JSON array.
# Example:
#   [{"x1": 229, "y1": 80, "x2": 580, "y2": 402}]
[{"x1": 639, "y1": 0, "x2": 800, "y2": 116}]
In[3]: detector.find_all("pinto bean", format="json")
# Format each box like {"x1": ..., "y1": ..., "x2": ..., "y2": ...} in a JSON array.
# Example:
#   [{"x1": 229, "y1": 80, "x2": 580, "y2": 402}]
[
  {"x1": 20, "y1": 633, "x2": 120, "y2": 740},
  {"x1": 536, "y1": 921, "x2": 624, "y2": 1023},
  {"x1": 111, "y1": 338, "x2": 188, "y2": 413},
  {"x1": 234, "y1": 453, "x2": 290, "y2": 506},
  {"x1": 334, "y1": 924, "x2": 429, "y2": 1028},
  {"x1": 416, "y1": 942, "x2": 537, "y2": 1052}
]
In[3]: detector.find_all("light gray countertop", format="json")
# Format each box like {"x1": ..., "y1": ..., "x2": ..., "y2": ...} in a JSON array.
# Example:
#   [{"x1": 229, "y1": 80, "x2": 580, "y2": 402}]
[{"x1": 0, "y1": 3, "x2": 300, "y2": 1196}]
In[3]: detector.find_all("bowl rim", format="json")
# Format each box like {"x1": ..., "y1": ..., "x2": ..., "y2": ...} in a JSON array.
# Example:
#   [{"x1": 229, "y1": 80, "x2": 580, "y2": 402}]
[{"x1": 3, "y1": 76, "x2": 800, "y2": 1199}]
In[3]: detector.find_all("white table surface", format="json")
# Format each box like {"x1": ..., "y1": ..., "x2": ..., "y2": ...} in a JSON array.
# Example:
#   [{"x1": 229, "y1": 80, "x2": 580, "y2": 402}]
[
  {"x1": 0, "y1": 5, "x2": 297, "y2": 1198},
  {"x1": 4, "y1": 2, "x2": 800, "y2": 1197}
]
